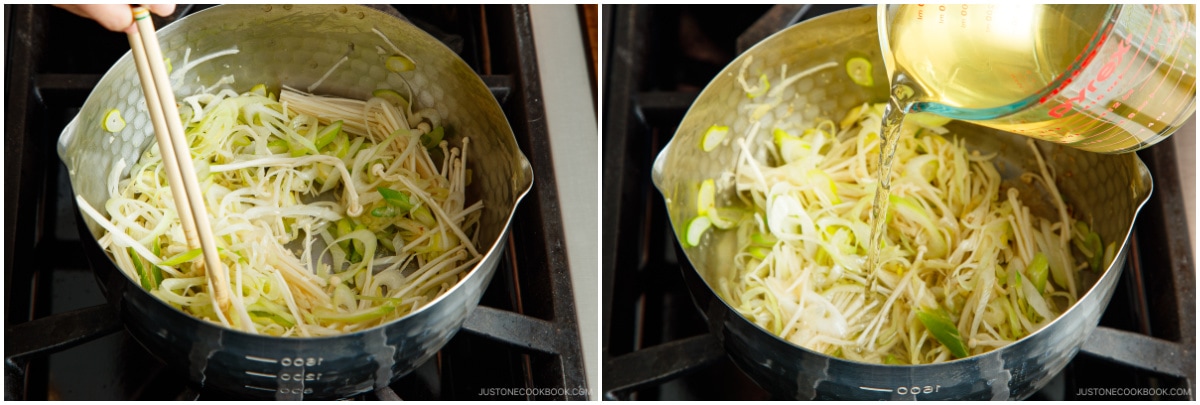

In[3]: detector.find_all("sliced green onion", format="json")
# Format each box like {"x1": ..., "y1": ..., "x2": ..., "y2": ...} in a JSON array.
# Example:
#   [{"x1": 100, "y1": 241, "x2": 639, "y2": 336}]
[
  {"x1": 377, "y1": 187, "x2": 415, "y2": 212},
  {"x1": 684, "y1": 216, "x2": 712, "y2": 247},
  {"x1": 1075, "y1": 221, "x2": 1091, "y2": 237},
  {"x1": 1047, "y1": 242, "x2": 1069, "y2": 291},
  {"x1": 371, "y1": 206, "x2": 397, "y2": 218},
  {"x1": 287, "y1": 131, "x2": 318, "y2": 157},
  {"x1": 385, "y1": 55, "x2": 416, "y2": 72},
  {"x1": 1000, "y1": 298, "x2": 1023, "y2": 339},
  {"x1": 420, "y1": 126, "x2": 445, "y2": 149},
  {"x1": 774, "y1": 128, "x2": 810, "y2": 164},
  {"x1": 916, "y1": 308, "x2": 969, "y2": 359},
  {"x1": 412, "y1": 205, "x2": 436, "y2": 227},
  {"x1": 1027, "y1": 252, "x2": 1049, "y2": 293},
  {"x1": 250, "y1": 83, "x2": 268, "y2": 97},
  {"x1": 158, "y1": 248, "x2": 203, "y2": 267},
  {"x1": 336, "y1": 218, "x2": 354, "y2": 253},
  {"x1": 377, "y1": 230, "x2": 396, "y2": 252},
  {"x1": 845, "y1": 56, "x2": 874, "y2": 87},
  {"x1": 313, "y1": 305, "x2": 395, "y2": 323},
  {"x1": 748, "y1": 246, "x2": 771, "y2": 260},
  {"x1": 250, "y1": 310, "x2": 295, "y2": 328},
  {"x1": 267, "y1": 139, "x2": 289, "y2": 154},
  {"x1": 352, "y1": 223, "x2": 367, "y2": 260},
  {"x1": 150, "y1": 243, "x2": 164, "y2": 286},
  {"x1": 332, "y1": 132, "x2": 351, "y2": 158},
  {"x1": 697, "y1": 179, "x2": 716, "y2": 216},
  {"x1": 1102, "y1": 242, "x2": 1117, "y2": 271},
  {"x1": 129, "y1": 247, "x2": 157, "y2": 291},
  {"x1": 751, "y1": 232, "x2": 777, "y2": 247},
  {"x1": 315, "y1": 120, "x2": 343, "y2": 150},
  {"x1": 708, "y1": 207, "x2": 743, "y2": 230},
  {"x1": 102, "y1": 109, "x2": 125, "y2": 132},
  {"x1": 701, "y1": 125, "x2": 729, "y2": 152},
  {"x1": 372, "y1": 88, "x2": 410, "y2": 110}
]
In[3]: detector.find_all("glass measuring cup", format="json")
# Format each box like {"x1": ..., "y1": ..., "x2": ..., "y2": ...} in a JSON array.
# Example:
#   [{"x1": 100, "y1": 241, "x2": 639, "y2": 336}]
[{"x1": 879, "y1": 4, "x2": 1196, "y2": 153}]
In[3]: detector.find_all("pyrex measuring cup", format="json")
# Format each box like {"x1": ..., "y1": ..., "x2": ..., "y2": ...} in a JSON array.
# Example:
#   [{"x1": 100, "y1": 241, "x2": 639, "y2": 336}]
[{"x1": 879, "y1": 4, "x2": 1196, "y2": 153}]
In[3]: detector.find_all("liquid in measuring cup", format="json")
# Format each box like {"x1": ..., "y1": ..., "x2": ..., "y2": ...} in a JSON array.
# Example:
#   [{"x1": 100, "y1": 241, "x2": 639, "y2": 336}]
[
  {"x1": 866, "y1": 4, "x2": 1196, "y2": 273},
  {"x1": 879, "y1": 4, "x2": 1196, "y2": 153}
]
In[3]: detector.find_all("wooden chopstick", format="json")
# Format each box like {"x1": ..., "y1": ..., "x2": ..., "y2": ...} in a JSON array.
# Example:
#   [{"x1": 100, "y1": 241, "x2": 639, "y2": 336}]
[
  {"x1": 129, "y1": 7, "x2": 231, "y2": 311},
  {"x1": 126, "y1": 32, "x2": 202, "y2": 265}
]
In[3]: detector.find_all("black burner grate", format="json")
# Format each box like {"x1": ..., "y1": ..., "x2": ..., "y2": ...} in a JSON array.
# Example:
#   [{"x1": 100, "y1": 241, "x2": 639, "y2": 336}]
[
  {"x1": 602, "y1": 4, "x2": 1195, "y2": 400},
  {"x1": 5, "y1": 4, "x2": 585, "y2": 400}
]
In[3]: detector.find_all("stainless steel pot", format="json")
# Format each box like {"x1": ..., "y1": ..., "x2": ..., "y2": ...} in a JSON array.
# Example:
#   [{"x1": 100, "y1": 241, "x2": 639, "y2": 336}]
[
  {"x1": 56, "y1": 5, "x2": 533, "y2": 399},
  {"x1": 652, "y1": 6, "x2": 1154, "y2": 400}
]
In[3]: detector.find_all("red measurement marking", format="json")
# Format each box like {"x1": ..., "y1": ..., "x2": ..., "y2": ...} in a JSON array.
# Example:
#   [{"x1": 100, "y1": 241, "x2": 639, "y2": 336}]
[
  {"x1": 1039, "y1": 12, "x2": 1113, "y2": 106},
  {"x1": 1048, "y1": 32, "x2": 1131, "y2": 118}
]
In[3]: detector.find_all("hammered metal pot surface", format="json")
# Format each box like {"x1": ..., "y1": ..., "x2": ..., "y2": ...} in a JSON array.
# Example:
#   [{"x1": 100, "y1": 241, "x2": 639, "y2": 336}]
[
  {"x1": 56, "y1": 4, "x2": 532, "y2": 399},
  {"x1": 652, "y1": 6, "x2": 1153, "y2": 399}
]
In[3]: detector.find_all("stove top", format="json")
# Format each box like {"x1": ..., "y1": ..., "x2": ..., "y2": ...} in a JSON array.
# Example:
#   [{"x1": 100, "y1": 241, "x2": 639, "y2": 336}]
[
  {"x1": 5, "y1": 4, "x2": 585, "y2": 400},
  {"x1": 602, "y1": 4, "x2": 1195, "y2": 400}
]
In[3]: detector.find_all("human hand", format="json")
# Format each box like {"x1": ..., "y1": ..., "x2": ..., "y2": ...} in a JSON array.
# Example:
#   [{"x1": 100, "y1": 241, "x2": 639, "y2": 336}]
[{"x1": 54, "y1": 4, "x2": 176, "y2": 33}]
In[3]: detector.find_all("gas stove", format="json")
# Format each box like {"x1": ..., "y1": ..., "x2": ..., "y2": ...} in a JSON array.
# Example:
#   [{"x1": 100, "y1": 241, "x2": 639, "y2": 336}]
[
  {"x1": 602, "y1": 4, "x2": 1195, "y2": 400},
  {"x1": 5, "y1": 4, "x2": 586, "y2": 400}
]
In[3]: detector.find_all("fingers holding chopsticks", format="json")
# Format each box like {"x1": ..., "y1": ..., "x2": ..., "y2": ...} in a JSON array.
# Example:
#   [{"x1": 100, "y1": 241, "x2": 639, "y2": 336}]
[{"x1": 54, "y1": 4, "x2": 176, "y2": 33}]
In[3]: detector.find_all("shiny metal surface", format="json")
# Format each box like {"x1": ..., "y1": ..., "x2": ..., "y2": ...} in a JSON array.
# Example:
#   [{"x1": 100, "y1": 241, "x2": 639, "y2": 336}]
[
  {"x1": 652, "y1": 6, "x2": 1155, "y2": 400},
  {"x1": 55, "y1": 4, "x2": 533, "y2": 399}
]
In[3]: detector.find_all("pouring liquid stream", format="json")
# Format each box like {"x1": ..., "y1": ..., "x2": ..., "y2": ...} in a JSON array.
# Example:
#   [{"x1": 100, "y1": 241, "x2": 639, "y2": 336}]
[{"x1": 865, "y1": 86, "x2": 914, "y2": 279}]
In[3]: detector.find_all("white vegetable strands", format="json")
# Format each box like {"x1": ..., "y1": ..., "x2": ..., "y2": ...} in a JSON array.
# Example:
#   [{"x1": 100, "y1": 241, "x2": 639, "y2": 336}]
[
  {"x1": 710, "y1": 62, "x2": 1095, "y2": 364},
  {"x1": 81, "y1": 82, "x2": 483, "y2": 337}
]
